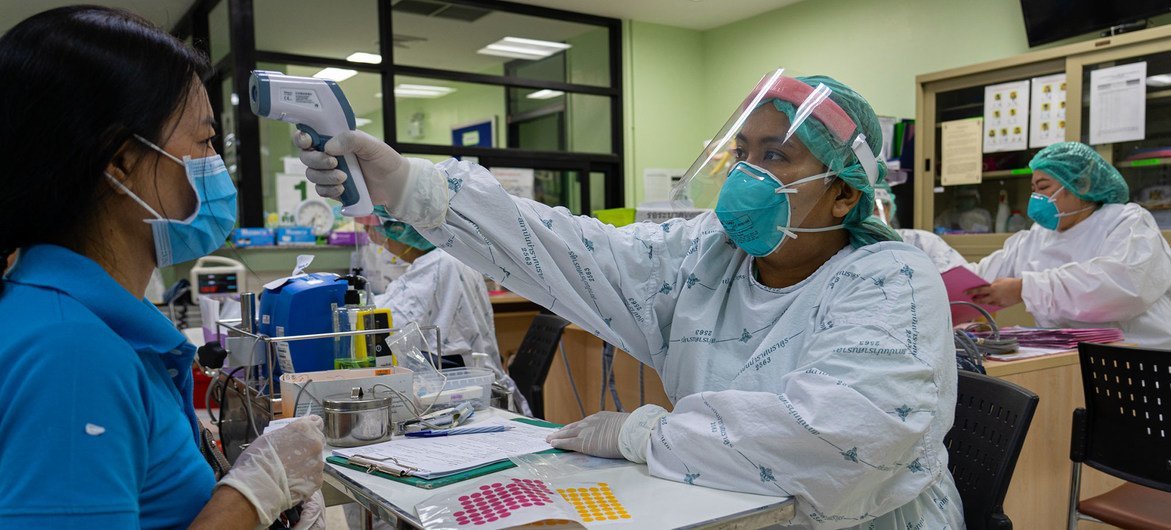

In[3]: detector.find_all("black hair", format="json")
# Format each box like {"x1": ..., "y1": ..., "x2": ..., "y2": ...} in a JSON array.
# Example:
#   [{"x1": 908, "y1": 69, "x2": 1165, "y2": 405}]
[{"x1": 0, "y1": 5, "x2": 210, "y2": 293}]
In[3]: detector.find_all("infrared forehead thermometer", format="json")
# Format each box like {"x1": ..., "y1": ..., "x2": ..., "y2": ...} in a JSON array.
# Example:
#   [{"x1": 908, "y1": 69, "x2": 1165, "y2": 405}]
[{"x1": 248, "y1": 70, "x2": 374, "y2": 217}]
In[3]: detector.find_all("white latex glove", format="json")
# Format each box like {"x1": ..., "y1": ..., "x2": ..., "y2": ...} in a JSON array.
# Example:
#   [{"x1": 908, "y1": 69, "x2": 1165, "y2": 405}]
[
  {"x1": 218, "y1": 415, "x2": 325, "y2": 525},
  {"x1": 294, "y1": 129, "x2": 406, "y2": 209},
  {"x1": 546, "y1": 411, "x2": 631, "y2": 459},
  {"x1": 290, "y1": 490, "x2": 326, "y2": 530}
]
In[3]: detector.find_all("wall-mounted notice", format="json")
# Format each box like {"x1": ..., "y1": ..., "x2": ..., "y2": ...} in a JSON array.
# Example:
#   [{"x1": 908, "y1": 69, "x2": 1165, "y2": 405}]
[
  {"x1": 1029, "y1": 73, "x2": 1067, "y2": 148},
  {"x1": 942, "y1": 118, "x2": 984, "y2": 186},
  {"x1": 643, "y1": 168, "x2": 685, "y2": 203},
  {"x1": 983, "y1": 80, "x2": 1030, "y2": 153},
  {"x1": 1090, "y1": 62, "x2": 1146, "y2": 145},
  {"x1": 489, "y1": 167, "x2": 535, "y2": 199}
]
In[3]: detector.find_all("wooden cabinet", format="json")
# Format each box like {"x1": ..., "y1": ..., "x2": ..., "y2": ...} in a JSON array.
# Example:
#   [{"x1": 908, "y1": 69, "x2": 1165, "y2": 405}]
[{"x1": 915, "y1": 25, "x2": 1171, "y2": 262}]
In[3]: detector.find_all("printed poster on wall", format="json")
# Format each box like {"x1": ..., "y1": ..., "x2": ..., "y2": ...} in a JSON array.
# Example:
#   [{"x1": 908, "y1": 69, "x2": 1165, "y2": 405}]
[
  {"x1": 983, "y1": 80, "x2": 1030, "y2": 153},
  {"x1": 489, "y1": 167, "x2": 535, "y2": 199},
  {"x1": 1090, "y1": 62, "x2": 1147, "y2": 145},
  {"x1": 942, "y1": 118, "x2": 984, "y2": 186},
  {"x1": 1029, "y1": 73, "x2": 1067, "y2": 148},
  {"x1": 643, "y1": 168, "x2": 685, "y2": 203}
]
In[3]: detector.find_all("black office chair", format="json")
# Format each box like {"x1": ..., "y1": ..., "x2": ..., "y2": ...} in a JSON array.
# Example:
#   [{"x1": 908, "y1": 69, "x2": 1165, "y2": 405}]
[
  {"x1": 945, "y1": 370, "x2": 1039, "y2": 530},
  {"x1": 506, "y1": 313, "x2": 570, "y2": 419},
  {"x1": 1068, "y1": 343, "x2": 1171, "y2": 530}
]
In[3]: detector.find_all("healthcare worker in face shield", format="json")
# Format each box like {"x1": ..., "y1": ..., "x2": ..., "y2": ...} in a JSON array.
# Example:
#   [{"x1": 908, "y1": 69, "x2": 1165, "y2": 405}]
[
  {"x1": 0, "y1": 7, "x2": 326, "y2": 529},
  {"x1": 967, "y1": 141, "x2": 1171, "y2": 349},
  {"x1": 873, "y1": 181, "x2": 967, "y2": 271},
  {"x1": 297, "y1": 70, "x2": 963, "y2": 529},
  {"x1": 369, "y1": 208, "x2": 531, "y2": 416}
]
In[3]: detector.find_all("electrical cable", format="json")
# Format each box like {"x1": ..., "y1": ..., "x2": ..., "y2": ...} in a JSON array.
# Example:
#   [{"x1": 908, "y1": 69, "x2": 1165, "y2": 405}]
[{"x1": 558, "y1": 340, "x2": 586, "y2": 418}]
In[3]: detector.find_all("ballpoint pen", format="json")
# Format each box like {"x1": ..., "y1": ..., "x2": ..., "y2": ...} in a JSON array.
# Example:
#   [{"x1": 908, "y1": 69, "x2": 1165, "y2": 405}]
[{"x1": 404, "y1": 425, "x2": 514, "y2": 438}]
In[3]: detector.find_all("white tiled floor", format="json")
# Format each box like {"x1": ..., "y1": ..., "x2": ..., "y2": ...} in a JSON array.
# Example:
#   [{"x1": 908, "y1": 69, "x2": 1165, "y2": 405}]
[{"x1": 324, "y1": 506, "x2": 351, "y2": 529}]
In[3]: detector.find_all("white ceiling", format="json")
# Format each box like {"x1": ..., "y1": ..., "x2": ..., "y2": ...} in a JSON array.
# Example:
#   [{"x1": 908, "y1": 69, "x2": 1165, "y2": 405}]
[{"x1": 506, "y1": 0, "x2": 804, "y2": 30}]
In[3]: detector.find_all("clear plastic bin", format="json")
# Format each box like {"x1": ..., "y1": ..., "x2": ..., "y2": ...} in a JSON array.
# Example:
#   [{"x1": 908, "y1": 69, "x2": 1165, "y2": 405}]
[{"x1": 413, "y1": 367, "x2": 494, "y2": 410}]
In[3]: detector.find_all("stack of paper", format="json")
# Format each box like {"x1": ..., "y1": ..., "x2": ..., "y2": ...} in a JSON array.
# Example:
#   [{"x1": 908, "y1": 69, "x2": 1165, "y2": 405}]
[
  {"x1": 332, "y1": 418, "x2": 557, "y2": 479},
  {"x1": 974, "y1": 326, "x2": 1125, "y2": 350}
]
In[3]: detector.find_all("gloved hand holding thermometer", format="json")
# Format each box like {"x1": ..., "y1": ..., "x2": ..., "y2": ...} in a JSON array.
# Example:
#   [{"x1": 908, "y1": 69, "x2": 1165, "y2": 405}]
[{"x1": 249, "y1": 70, "x2": 375, "y2": 217}]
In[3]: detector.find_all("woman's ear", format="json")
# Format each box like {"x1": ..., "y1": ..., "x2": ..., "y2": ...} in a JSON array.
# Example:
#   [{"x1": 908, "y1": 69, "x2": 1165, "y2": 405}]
[
  {"x1": 831, "y1": 180, "x2": 862, "y2": 218},
  {"x1": 104, "y1": 140, "x2": 137, "y2": 194}
]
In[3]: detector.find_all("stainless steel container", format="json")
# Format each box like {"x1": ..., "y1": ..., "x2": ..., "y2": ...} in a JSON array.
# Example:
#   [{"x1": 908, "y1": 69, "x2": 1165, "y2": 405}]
[{"x1": 323, "y1": 387, "x2": 393, "y2": 447}]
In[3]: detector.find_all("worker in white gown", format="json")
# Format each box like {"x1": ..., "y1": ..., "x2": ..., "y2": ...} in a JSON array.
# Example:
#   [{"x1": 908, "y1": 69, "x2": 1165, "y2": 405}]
[
  {"x1": 873, "y1": 181, "x2": 966, "y2": 271},
  {"x1": 966, "y1": 141, "x2": 1171, "y2": 350},
  {"x1": 298, "y1": 71, "x2": 963, "y2": 529},
  {"x1": 369, "y1": 209, "x2": 530, "y2": 415}
]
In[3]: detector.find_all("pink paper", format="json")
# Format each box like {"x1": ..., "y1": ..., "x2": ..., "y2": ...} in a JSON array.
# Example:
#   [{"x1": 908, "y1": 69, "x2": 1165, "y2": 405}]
[{"x1": 941, "y1": 266, "x2": 1004, "y2": 323}]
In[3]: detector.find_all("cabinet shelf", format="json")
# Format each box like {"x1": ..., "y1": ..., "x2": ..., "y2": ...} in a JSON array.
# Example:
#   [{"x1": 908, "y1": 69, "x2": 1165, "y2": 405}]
[{"x1": 1116, "y1": 157, "x2": 1171, "y2": 169}]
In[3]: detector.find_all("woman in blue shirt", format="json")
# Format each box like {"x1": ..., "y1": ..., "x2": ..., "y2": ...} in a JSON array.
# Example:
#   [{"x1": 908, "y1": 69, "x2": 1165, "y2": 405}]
[{"x1": 0, "y1": 7, "x2": 325, "y2": 529}]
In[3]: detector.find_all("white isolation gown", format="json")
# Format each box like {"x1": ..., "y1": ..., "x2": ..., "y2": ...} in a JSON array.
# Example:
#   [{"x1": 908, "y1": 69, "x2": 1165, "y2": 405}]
[
  {"x1": 395, "y1": 159, "x2": 963, "y2": 529},
  {"x1": 972, "y1": 203, "x2": 1171, "y2": 350},
  {"x1": 373, "y1": 249, "x2": 530, "y2": 415},
  {"x1": 896, "y1": 229, "x2": 966, "y2": 272}
]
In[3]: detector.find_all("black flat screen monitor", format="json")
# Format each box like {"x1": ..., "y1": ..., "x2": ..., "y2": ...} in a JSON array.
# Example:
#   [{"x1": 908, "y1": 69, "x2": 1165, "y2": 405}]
[{"x1": 1020, "y1": 0, "x2": 1171, "y2": 47}]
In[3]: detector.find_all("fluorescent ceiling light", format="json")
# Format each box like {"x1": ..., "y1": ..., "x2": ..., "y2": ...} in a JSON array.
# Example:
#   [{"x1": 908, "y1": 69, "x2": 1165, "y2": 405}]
[
  {"x1": 394, "y1": 83, "x2": 455, "y2": 98},
  {"x1": 478, "y1": 36, "x2": 571, "y2": 60},
  {"x1": 526, "y1": 89, "x2": 564, "y2": 100},
  {"x1": 313, "y1": 67, "x2": 358, "y2": 82},
  {"x1": 1148, "y1": 74, "x2": 1171, "y2": 87},
  {"x1": 354, "y1": 117, "x2": 372, "y2": 127},
  {"x1": 346, "y1": 52, "x2": 382, "y2": 64}
]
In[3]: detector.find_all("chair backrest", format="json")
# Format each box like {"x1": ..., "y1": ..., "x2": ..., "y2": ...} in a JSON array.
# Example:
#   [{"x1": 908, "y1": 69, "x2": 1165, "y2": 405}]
[
  {"x1": 945, "y1": 370, "x2": 1040, "y2": 530},
  {"x1": 506, "y1": 314, "x2": 570, "y2": 419},
  {"x1": 1075, "y1": 342, "x2": 1171, "y2": 493}
]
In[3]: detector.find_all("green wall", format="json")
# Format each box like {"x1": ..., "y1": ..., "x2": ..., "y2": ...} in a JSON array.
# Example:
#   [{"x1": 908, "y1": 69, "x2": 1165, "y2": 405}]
[
  {"x1": 620, "y1": 0, "x2": 1171, "y2": 207},
  {"x1": 699, "y1": 0, "x2": 1040, "y2": 126},
  {"x1": 622, "y1": 21, "x2": 707, "y2": 206}
]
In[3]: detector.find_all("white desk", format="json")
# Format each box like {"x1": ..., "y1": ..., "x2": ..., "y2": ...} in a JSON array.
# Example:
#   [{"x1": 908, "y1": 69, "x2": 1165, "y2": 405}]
[{"x1": 323, "y1": 410, "x2": 795, "y2": 530}]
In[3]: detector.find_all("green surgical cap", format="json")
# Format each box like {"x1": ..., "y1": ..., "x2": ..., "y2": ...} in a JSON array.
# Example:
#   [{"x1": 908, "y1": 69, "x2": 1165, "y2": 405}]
[
  {"x1": 769, "y1": 75, "x2": 900, "y2": 248},
  {"x1": 1029, "y1": 142, "x2": 1129, "y2": 204},
  {"x1": 372, "y1": 206, "x2": 436, "y2": 252}
]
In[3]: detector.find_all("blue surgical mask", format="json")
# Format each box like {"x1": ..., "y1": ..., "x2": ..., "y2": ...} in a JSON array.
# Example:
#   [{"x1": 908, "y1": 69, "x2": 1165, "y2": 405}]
[
  {"x1": 1027, "y1": 187, "x2": 1092, "y2": 231},
  {"x1": 714, "y1": 161, "x2": 843, "y2": 257},
  {"x1": 105, "y1": 135, "x2": 238, "y2": 267}
]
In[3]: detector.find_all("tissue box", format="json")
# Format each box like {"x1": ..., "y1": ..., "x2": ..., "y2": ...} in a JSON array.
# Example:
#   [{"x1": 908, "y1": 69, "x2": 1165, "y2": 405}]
[
  {"x1": 276, "y1": 226, "x2": 316, "y2": 246},
  {"x1": 327, "y1": 231, "x2": 369, "y2": 246},
  {"x1": 231, "y1": 227, "x2": 275, "y2": 247},
  {"x1": 280, "y1": 366, "x2": 414, "y2": 425}
]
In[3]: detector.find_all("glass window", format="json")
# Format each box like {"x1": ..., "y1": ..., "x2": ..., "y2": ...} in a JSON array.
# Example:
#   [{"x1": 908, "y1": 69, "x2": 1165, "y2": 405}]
[
  {"x1": 391, "y1": 5, "x2": 610, "y2": 87},
  {"x1": 1082, "y1": 52, "x2": 1171, "y2": 229},
  {"x1": 219, "y1": 76, "x2": 239, "y2": 181},
  {"x1": 209, "y1": 0, "x2": 230, "y2": 64},
  {"x1": 589, "y1": 171, "x2": 607, "y2": 214},
  {"x1": 256, "y1": 62, "x2": 382, "y2": 224},
  {"x1": 394, "y1": 76, "x2": 506, "y2": 147},
  {"x1": 254, "y1": 0, "x2": 379, "y2": 61}
]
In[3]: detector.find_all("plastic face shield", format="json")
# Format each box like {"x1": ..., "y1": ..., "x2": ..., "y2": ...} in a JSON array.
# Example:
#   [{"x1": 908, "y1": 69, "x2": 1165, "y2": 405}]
[
  {"x1": 873, "y1": 187, "x2": 892, "y2": 224},
  {"x1": 670, "y1": 69, "x2": 879, "y2": 212}
]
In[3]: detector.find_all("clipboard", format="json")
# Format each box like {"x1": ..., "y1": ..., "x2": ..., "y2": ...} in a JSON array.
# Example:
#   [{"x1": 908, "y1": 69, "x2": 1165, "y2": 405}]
[{"x1": 328, "y1": 417, "x2": 565, "y2": 490}]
